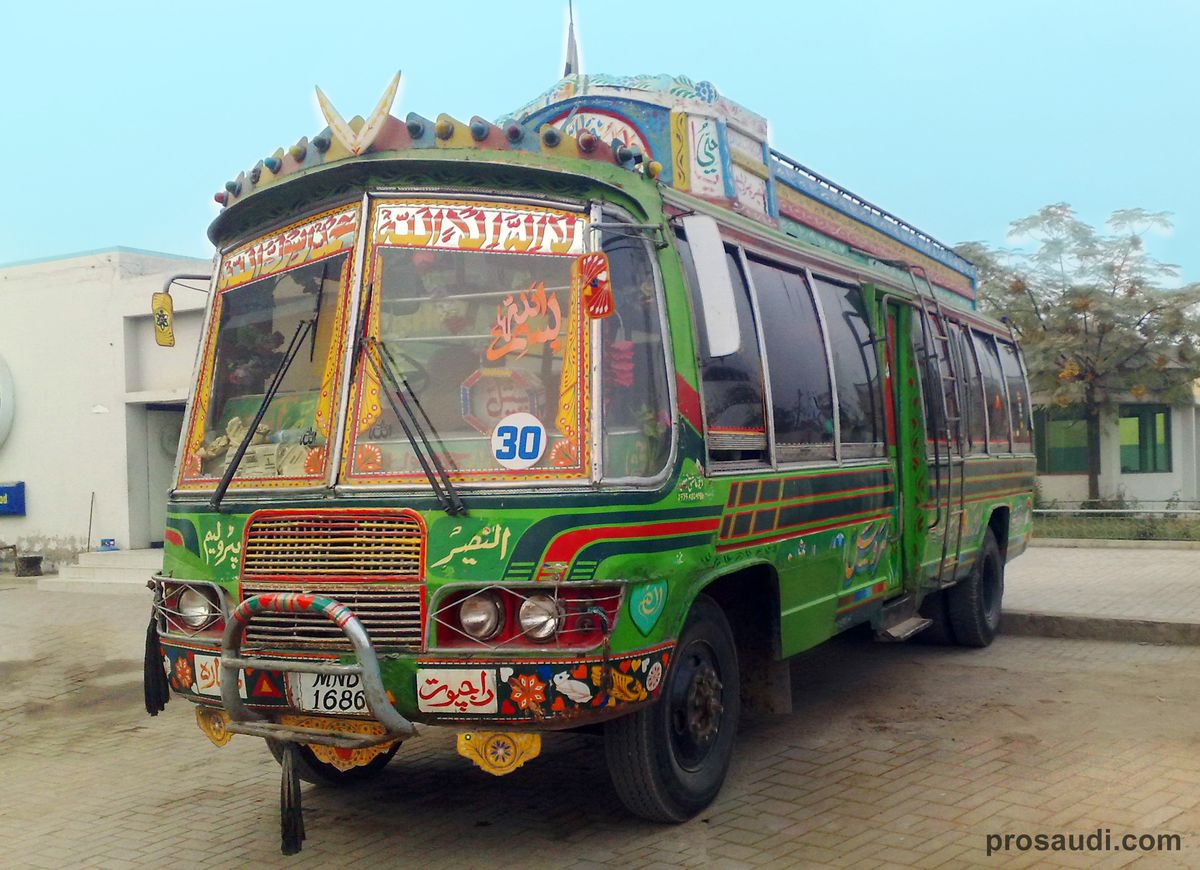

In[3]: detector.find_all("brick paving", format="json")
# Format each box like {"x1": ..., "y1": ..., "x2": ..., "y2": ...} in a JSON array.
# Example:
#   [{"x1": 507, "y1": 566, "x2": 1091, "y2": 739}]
[
  {"x1": 1005, "y1": 546, "x2": 1200, "y2": 624},
  {"x1": 2, "y1": 551, "x2": 1200, "y2": 868}
]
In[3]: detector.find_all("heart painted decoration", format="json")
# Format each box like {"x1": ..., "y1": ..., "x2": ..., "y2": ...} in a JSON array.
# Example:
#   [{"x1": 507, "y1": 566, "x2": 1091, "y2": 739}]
[{"x1": 629, "y1": 579, "x2": 668, "y2": 635}]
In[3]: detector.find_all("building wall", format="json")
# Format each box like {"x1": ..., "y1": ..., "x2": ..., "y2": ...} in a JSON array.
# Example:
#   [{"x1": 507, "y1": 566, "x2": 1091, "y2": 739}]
[
  {"x1": 0, "y1": 249, "x2": 209, "y2": 562},
  {"x1": 1035, "y1": 404, "x2": 1200, "y2": 506}
]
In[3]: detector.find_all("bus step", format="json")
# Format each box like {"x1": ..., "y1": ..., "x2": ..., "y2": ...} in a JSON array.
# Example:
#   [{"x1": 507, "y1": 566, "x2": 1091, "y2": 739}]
[{"x1": 876, "y1": 617, "x2": 933, "y2": 643}]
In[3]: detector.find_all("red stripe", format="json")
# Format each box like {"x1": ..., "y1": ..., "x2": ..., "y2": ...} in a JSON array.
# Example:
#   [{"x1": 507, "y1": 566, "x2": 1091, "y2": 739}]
[
  {"x1": 164, "y1": 528, "x2": 184, "y2": 548},
  {"x1": 675, "y1": 372, "x2": 703, "y2": 432},
  {"x1": 543, "y1": 517, "x2": 720, "y2": 564}
]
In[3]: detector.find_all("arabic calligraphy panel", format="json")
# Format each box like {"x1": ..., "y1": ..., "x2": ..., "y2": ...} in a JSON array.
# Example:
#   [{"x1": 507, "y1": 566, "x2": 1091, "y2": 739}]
[
  {"x1": 688, "y1": 117, "x2": 725, "y2": 197},
  {"x1": 416, "y1": 668, "x2": 499, "y2": 714}
]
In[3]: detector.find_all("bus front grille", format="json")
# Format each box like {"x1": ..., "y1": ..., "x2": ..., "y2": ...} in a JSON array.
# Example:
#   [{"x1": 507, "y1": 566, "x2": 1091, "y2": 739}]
[
  {"x1": 241, "y1": 509, "x2": 425, "y2": 580},
  {"x1": 241, "y1": 583, "x2": 423, "y2": 650}
]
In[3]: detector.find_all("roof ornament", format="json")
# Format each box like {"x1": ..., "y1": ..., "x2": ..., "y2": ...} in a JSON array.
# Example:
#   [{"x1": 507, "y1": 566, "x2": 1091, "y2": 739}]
[
  {"x1": 563, "y1": 1, "x2": 580, "y2": 77},
  {"x1": 315, "y1": 71, "x2": 401, "y2": 156}
]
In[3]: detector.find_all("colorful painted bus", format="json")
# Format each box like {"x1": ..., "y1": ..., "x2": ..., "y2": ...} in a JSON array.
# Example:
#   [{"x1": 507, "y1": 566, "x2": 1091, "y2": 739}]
[{"x1": 144, "y1": 71, "x2": 1034, "y2": 852}]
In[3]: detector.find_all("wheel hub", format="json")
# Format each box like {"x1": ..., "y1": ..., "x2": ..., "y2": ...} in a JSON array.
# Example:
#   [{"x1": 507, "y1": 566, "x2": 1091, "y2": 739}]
[{"x1": 684, "y1": 662, "x2": 724, "y2": 746}]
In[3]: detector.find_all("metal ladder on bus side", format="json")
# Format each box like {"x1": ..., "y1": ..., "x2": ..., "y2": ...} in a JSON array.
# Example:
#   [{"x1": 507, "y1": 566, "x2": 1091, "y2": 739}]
[{"x1": 909, "y1": 266, "x2": 967, "y2": 588}]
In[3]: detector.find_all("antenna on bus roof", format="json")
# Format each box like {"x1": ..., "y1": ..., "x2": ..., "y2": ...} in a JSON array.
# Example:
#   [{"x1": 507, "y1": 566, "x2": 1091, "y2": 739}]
[{"x1": 563, "y1": 0, "x2": 580, "y2": 77}]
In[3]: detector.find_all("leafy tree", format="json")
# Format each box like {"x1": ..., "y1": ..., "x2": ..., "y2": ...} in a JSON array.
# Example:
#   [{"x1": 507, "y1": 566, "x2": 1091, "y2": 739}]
[{"x1": 957, "y1": 204, "x2": 1200, "y2": 500}]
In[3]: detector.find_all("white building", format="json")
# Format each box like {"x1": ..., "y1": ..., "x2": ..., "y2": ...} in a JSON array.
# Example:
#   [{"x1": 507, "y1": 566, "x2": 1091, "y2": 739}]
[
  {"x1": 1034, "y1": 395, "x2": 1200, "y2": 506},
  {"x1": 0, "y1": 248, "x2": 208, "y2": 565}
]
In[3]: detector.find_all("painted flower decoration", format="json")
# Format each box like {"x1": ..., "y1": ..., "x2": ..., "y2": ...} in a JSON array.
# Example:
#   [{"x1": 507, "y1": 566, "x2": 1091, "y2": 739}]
[
  {"x1": 548, "y1": 438, "x2": 577, "y2": 468},
  {"x1": 304, "y1": 446, "x2": 326, "y2": 474},
  {"x1": 182, "y1": 454, "x2": 202, "y2": 479},
  {"x1": 172, "y1": 656, "x2": 193, "y2": 690},
  {"x1": 508, "y1": 674, "x2": 546, "y2": 712},
  {"x1": 355, "y1": 443, "x2": 384, "y2": 472},
  {"x1": 694, "y1": 80, "x2": 718, "y2": 103}
]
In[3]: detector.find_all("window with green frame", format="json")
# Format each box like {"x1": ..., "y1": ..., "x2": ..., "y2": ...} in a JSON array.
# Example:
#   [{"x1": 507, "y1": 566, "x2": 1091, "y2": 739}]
[
  {"x1": 1119, "y1": 405, "x2": 1171, "y2": 473},
  {"x1": 1033, "y1": 407, "x2": 1089, "y2": 474}
]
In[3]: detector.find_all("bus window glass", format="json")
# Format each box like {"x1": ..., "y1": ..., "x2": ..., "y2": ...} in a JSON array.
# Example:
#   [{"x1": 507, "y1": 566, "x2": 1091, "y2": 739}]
[
  {"x1": 958, "y1": 326, "x2": 988, "y2": 454},
  {"x1": 745, "y1": 257, "x2": 834, "y2": 462},
  {"x1": 677, "y1": 235, "x2": 768, "y2": 462},
  {"x1": 346, "y1": 244, "x2": 588, "y2": 483},
  {"x1": 184, "y1": 253, "x2": 348, "y2": 483},
  {"x1": 973, "y1": 331, "x2": 1011, "y2": 452},
  {"x1": 600, "y1": 231, "x2": 672, "y2": 479},
  {"x1": 913, "y1": 313, "x2": 961, "y2": 455},
  {"x1": 813, "y1": 278, "x2": 884, "y2": 457},
  {"x1": 998, "y1": 340, "x2": 1032, "y2": 452}
]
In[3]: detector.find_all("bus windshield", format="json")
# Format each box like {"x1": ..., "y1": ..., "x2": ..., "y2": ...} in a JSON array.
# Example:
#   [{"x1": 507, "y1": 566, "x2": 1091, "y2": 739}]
[
  {"x1": 178, "y1": 205, "x2": 358, "y2": 488},
  {"x1": 345, "y1": 243, "x2": 590, "y2": 484}
]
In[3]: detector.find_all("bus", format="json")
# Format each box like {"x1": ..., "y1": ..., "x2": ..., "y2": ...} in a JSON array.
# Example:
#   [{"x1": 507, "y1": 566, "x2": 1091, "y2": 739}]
[{"x1": 144, "y1": 70, "x2": 1034, "y2": 853}]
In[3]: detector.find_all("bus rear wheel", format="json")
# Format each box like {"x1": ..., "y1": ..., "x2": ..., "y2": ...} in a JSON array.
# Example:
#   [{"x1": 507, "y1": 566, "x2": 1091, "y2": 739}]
[
  {"x1": 946, "y1": 528, "x2": 1004, "y2": 647},
  {"x1": 266, "y1": 738, "x2": 399, "y2": 786},
  {"x1": 604, "y1": 594, "x2": 740, "y2": 822}
]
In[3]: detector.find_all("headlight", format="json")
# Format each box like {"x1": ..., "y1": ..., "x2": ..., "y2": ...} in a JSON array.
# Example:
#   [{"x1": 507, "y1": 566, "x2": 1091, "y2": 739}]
[
  {"x1": 519, "y1": 594, "x2": 560, "y2": 641},
  {"x1": 459, "y1": 592, "x2": 503, "y2": 640},
  {"x1": 178, "y1": 586, "x2": 220, "y2": 629}
]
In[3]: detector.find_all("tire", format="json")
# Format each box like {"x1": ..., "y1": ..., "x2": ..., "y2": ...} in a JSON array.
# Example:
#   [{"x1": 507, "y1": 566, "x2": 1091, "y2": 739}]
[
  {"x1": 916, "y1": 588, "x2": 956, "y2": 645},
  {"x1": 266, "y1": 738, "x2": 399, "y2": 786},
  {"x1": 946, "y1": 528, "x2": 1004, "y2": 648},
  {"x1": 604, "y1": 594, "x2": 740, "y2": 821}
]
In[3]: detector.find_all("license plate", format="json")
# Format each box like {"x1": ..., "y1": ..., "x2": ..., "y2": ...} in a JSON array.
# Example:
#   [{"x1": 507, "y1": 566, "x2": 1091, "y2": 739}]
[{"x1": 292, "y1": 672, "x2": 370, "y2": 715}]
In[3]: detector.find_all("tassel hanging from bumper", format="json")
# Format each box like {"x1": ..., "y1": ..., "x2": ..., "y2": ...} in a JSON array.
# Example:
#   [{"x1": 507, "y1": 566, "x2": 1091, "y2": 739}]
[
  {"x1": 143, "y1": 612, "x2": 170, "y2": 716},
  {"x1": 280, "y1": 743, "x2": 306, "y2": 855}
]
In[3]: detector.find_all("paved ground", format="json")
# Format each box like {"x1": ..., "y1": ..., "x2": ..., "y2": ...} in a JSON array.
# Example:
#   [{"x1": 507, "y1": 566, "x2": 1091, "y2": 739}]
[
  {"x1": 2, "y1": 548, "x2": 1199, "y2": 869},
  {"x1": 1006, "y1": 546, "x2": 1200, "y2": 624}
]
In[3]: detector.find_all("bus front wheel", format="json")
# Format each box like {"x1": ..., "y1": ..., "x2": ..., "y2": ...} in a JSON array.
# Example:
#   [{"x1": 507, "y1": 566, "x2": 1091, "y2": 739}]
[
  {"x1": 604, "y1": 594, "x2": 740, "y2": 821},
  {"x1": 946, "y1": 528, "x2": 1004, "y2": 647}
]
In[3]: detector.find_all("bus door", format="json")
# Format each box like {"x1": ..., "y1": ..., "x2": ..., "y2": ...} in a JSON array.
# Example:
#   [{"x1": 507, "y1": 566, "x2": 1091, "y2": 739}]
[
  {"x1": 914, "y1": 308, "x2": 967, "y2": 587},
  {"x1": 882, "y1": 299, "x2": 923, "y2": 587}
]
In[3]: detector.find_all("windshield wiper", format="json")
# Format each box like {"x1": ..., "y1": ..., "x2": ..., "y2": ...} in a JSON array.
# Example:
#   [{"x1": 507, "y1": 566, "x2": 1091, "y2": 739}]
[
  {"x1": 210, "y1": 318, "x2": 313, "y2": 512},
  {"x1": 363, "y1": 336, "x2": 467, "y2": 516}
]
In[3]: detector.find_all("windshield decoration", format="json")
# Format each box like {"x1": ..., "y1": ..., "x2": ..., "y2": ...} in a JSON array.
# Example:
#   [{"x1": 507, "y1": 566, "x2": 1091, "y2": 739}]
[
  {"x1": 179, "y1": 204, "x2": 359, "y2": 489},
  {"x1": 218, "y1": 206, "x2": 358, "y2": 291},
  {"x1": 346, "y1": 199, "x2": 591, "y2": 485}
]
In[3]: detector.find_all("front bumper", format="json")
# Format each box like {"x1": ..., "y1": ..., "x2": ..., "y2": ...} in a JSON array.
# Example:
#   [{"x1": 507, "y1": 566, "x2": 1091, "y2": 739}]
[{"x1": 160, "y1": 592, "x2": 672, "y2": 736}]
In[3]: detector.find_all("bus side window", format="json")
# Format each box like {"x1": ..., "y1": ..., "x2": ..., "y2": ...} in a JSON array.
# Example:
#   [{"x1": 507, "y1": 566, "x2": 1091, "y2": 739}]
[
  {"x1": 745, "y1": 257, "x2": 834, "y2": 463},
  {"x1": 676, "y1": 234, "x2": 768, "y2": 464},
  {"x1": 997, "y1": 339, "x2": 1032, "y2": 453},
  {"x1": 972, "y1": 331, "x2": 1012, "y2": 453},
  {"x1": 958, "y1": 325, "x2": 988, "y2": 454},
  {"x1": 916, "y1": 313, "x2": 961, "y2": 455},
  {"x1": 813, "y1": 277, "x2": 885, "y2": 459},
  {"x1": 599, "y1": 231, "x2": 673, "y2": 479}
]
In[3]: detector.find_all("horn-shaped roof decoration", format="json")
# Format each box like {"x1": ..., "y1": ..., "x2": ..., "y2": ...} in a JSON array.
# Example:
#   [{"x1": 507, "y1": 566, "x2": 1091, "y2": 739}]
[{"x1": 214, "y1": 72, "x2": 977, "y2": 305}]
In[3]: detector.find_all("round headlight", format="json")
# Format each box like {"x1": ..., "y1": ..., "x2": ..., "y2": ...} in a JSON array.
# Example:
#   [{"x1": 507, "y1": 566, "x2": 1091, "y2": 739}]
[
  {"x1": 459, "y1": 593, "x2": 503, "y2": 640},
  {"x1": 178, "y1": 586, "x2": 220, "y2": 629},
  {"x1": 519, "y1": 594, "x2": 560, "y2": 641}
]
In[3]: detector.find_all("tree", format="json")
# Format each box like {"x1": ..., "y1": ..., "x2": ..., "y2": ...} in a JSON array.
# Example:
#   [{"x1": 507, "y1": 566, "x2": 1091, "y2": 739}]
[{"x1": 957, "y1": 204, "x2": 1200, "y2": 500}]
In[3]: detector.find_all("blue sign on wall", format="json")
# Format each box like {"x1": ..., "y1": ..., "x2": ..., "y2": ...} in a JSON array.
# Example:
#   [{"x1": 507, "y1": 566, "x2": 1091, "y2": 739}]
[{"x1": 0, "y1": 482, "x2": 26, "y2": 516}]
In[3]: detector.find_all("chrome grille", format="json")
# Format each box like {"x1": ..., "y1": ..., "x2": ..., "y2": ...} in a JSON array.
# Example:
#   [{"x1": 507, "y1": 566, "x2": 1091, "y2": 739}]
[
  {"x1": 242, "y1": 510, "x2": 424, "y2": 579},
  {"x1": 242, "y1": 583, "x2": 423, "y2": 650}
]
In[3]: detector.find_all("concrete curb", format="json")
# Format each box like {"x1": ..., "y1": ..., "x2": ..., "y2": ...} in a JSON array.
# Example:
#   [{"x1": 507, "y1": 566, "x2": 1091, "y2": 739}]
[
  {"x1": 1030, "y1": 538, "x2": 1200, "y2": 550},
  {"x1": 1002, "y1": 609, "x2": 1200, "y2": 646}
]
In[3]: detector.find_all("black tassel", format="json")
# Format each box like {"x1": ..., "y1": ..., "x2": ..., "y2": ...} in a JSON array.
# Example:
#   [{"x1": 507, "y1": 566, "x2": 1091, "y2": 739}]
[
  {"x1": 280, "y1": 743, "x2": 306, "y2": 855},
  {"x1": 143, "y1": 612, "x2": 170, "y2": 716}
]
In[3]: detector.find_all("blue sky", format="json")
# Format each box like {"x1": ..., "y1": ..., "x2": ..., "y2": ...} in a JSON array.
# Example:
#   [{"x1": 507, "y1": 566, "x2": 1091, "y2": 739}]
[{"x1": 3, "y1": 1, "x2": 1197, "y2": 281}]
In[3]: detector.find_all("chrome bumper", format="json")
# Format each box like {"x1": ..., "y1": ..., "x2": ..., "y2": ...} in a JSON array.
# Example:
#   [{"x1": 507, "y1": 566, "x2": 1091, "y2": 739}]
[{"x1": 220, "y1": 592, "x2": 416, "y2": 749}]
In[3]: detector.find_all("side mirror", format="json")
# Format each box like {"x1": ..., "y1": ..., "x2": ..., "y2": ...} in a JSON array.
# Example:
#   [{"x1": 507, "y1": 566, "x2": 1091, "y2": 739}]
[
  {"x1": 152, "y1": 291, "x2": 175, "y2": 347},
  {"x1": 680, "y1": 215, "x2": 740, "y2": 357}
]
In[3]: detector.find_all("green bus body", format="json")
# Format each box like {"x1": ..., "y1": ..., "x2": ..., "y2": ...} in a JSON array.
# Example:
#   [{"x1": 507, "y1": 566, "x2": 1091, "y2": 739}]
[{"x1": 151, "y1": 74, "x2": 1033, "y2": 740}]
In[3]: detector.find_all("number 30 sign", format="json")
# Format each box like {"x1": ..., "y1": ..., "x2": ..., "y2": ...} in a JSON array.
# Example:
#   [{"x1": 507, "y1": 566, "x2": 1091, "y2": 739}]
[{"x1": 491, "y1": 412, "x2": 547, "y2": 470}]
